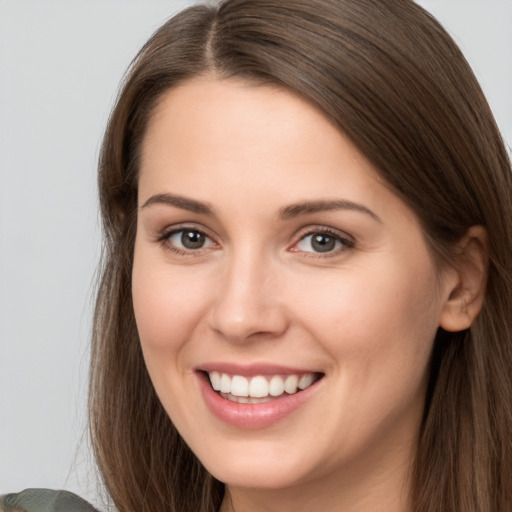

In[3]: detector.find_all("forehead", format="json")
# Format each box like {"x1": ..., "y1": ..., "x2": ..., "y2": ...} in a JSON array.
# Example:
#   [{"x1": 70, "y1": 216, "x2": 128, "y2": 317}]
[
  {"x1": 140, "y1": 77, "x2": 378, "y2": 195},
  {"x1": 142, "y1": 77, "x2": 344, "y2": 163}
]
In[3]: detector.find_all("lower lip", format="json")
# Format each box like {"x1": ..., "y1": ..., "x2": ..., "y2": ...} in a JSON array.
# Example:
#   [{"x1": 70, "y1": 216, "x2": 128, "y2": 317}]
[{"x1": 197, "y1": 373, "x2": 322, "y2": 429}]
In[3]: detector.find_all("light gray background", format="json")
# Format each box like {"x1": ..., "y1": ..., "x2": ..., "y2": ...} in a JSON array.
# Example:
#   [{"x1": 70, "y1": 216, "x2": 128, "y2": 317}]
[{"x1": 1, "y1": 0, "x2": 511, "y2": 507}]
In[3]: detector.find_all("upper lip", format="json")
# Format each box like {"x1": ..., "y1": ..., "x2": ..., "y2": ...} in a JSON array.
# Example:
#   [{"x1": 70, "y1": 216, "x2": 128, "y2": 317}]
[{"x1": 196, "y1": 362, "x2": 322, "y2": 377}]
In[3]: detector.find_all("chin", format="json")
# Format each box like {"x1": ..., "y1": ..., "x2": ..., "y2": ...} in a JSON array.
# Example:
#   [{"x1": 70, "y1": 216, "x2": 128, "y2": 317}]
[
  {"x1": 205, "y1": 458, "x2": 309, "y2": 490},
  {"x1": 187, "y1": 432, "x2": 327, "y2": 491}
]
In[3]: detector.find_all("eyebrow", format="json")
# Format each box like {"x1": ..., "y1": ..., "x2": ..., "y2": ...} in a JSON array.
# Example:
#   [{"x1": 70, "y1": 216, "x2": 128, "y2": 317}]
[
  {"x1": 141, "y1": 193, "x2": 381, "y2": 223},
  {"x1": 279, "y1": 199, "x2": 382, "y2": 223},
  {"x1": 141, "y1": 193, "x2": 214, "y2": 215}
]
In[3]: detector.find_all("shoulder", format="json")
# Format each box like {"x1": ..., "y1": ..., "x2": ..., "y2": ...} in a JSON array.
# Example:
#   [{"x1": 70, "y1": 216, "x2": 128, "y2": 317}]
[{"x1": 0, "y1": 489, "x2": 99, "y2": 512}]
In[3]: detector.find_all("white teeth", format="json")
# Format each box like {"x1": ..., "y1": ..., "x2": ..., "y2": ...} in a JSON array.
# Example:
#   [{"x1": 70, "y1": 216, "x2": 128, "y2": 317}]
[
  {"x1": 249, "y1": 376, "x2": 268, "y2": 398},
  {"x1": 248, "y1": 396, "x2": 272, "y2": 404},
  {"x1": 209, "y1": 371, "x2": 221, "y2": 391},
  {"x1": 298, "y1": 373, "x2": 315, "y2": 390},
  {"x1": 269, "y1": 375, "x2": 285, "y2": 396},
  {"x1": 284, "y1": 374, "x2": 299, "y2": 394},
  {"x1": 207, "y1": 372, "x2": 318, "y2": 399},
  {"x1": 231, "y1": 375, "x2": 249, "y2": 397},
  {"x1": 224, "y1": 394, "x2": 272, "y2": 404},
  {"x1": 220, "y1": 373, "x2": 231, "y2": 393}
]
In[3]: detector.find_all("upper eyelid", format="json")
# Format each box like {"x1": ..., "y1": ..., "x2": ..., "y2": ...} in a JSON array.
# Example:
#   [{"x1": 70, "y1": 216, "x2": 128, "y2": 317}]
[
  {"x1": 158, "y1": 227, "x2": 217, "y2": 256},
  {"x1": 155, "y1": 223, "x2": 355, "y2": 249},
  {"x1": 156, "y1": 226, "x2": 217, "y2": 253},
  {"x1": 289, "y1": 226, "x2": 356, "y2": 255},
  {"x1": 158, "y1": 223, "x2": 213, "y2": 240},
  {"x1": 293, "y1": 225, "x2": 354, "y2": 243}
]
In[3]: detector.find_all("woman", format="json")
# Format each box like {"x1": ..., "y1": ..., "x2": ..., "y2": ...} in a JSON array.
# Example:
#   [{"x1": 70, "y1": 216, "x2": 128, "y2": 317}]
[{"x1": 3, "y1": 0, "x2": 511, "y2": 511}]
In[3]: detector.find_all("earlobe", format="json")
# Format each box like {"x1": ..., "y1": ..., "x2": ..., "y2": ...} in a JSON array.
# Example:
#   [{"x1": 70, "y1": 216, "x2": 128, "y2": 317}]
[{"x1": 439, "y1": 225, "x2": 489, "y2": 333}]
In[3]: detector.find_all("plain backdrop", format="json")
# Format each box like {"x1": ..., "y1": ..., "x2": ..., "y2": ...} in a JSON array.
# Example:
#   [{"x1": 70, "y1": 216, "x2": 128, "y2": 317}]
[{"x1": 1, "y1": 0, "x2": 511, "y2": 507}]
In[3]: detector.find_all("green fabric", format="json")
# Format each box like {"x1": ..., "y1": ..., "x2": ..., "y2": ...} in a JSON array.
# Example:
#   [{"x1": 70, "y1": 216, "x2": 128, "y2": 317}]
[{"x1": 0, "y1": 489, "x2": 98, "y2": 512}]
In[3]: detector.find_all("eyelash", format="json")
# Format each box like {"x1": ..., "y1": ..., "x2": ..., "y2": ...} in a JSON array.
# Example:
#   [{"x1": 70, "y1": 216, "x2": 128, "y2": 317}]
[
  {"x1": 157, "y1": 226, "x2": 215, "y2": 256},
  {"x1": 293, "y1": 227, "x2": 355, "y2": 258},
  {"x1": 156, "y1": 225, "x2": 355, "y2": 258}
]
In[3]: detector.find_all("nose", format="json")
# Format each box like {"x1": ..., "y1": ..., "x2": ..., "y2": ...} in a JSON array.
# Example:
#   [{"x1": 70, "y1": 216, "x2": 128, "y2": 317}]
[{"x1": 208, "y1": 251, "x2": 289, "y2": 342}]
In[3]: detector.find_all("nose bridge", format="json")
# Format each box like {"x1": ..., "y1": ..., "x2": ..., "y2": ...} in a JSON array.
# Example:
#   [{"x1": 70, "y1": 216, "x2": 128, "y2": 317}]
[{"x1": 209, "y1": 243, "x2": 287, "y2": 341}]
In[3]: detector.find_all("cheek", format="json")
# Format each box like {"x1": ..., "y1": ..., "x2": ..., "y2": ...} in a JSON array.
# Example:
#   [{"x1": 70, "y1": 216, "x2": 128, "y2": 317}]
[
  {"x1": 295, "y1": 265, "x2": 438, "y2": 343},
  {"x1": 291, "y1": 260, "x2": 440, "y2": 445},
  {"x1": 289, "y1": 253, "x2": 441, "y2": 391},
  {"x1": 132, "y1": 247, "x2": 210, "y2": 358},
  {"x1": 131, "y1": 245, "x2": 212, "y2": 434}
]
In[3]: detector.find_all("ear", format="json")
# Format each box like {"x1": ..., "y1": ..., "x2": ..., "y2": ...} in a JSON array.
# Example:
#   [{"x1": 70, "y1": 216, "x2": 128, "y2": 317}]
[{"x1": 439, "y1": 225, "x2": 489, "y2": 332}]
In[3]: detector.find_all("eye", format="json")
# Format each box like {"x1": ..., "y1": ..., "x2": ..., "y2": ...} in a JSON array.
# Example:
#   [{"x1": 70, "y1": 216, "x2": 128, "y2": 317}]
[
  {"x1": 161, "y1": 227, "x2": 216, "y2": 253},
  {"x1": 294, "y1": 229, "x2": 353, "y2": 254}
]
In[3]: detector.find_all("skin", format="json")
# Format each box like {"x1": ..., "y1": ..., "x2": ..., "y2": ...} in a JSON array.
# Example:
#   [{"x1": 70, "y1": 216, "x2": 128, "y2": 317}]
[{"x1": 132, "y1": 77, "x2": 472, "y2": 512}]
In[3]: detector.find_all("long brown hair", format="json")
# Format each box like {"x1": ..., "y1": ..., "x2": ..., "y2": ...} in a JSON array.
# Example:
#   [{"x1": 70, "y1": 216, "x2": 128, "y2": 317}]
[{"x1": 89, "y1": 1, "x2": 512, "y2": 510}]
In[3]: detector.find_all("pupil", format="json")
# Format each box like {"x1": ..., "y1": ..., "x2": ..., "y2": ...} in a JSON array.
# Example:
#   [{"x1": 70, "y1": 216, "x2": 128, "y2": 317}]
[
  {"x1": 182, "y1": 230, "x2": 205, "y2": 249},
  {"x1": 312, "y1": 233, "x2": 335, "y2": 252}
]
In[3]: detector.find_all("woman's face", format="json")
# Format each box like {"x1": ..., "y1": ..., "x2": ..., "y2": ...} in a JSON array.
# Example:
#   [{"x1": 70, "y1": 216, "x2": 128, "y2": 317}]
[{"x1": 133, "y1": 78, "x2": 455, "y2": 496}]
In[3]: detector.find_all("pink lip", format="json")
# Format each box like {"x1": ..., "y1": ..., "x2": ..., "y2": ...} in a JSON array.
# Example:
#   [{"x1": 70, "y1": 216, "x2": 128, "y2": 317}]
[
  {"x1": 198, "y1": 362, "x2": 317, "y2": 377},
  {"x1": 196, "y1": 370, "x2": 323, "y2": 429}
]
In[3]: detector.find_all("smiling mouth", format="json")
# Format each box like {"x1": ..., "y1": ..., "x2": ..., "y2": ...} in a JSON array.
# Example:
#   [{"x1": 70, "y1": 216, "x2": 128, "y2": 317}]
[{"x1": 205, "y1": 371, "x2": 324, "y2": 404}]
